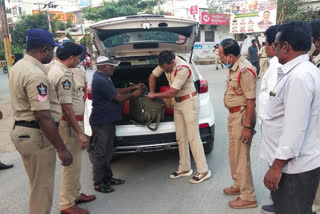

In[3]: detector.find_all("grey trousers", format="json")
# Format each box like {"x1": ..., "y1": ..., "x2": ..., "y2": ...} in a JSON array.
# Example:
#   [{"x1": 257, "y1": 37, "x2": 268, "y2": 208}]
[
  {"x1": 91, "y1": 124, "x2": 115, "y2": 186},
  {"x1": 271, "y1": 167, "x2": 320, "y2": 214}
]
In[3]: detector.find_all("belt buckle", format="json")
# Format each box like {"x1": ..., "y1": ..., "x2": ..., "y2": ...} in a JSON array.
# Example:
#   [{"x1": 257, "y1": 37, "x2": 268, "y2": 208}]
[{"x1": 175, "y1": 97, "x2": 181, "y2": 102}]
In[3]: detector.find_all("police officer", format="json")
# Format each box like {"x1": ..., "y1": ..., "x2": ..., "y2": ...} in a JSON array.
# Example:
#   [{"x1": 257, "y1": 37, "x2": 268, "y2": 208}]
[
  {"x1": 218, "y1": 39, "x2": 257, "y2": 209},
  {"x1": 71, "y1": 54, "x2": 87, "y2": 102},
  {"x1": 214, "y1": 44, "x2": 224, "y2": 70},
  {"x1": 9, "y1": 28, "x2": 72, "y2": 214},
  {"x1": 48, "y1": 42, "x2": 95, "y2": 214},
  {"x1": 0, "y1": 110, "x2": 14, "y2": 170},
  {"x1": 258, "y1": 42, "x2": 268, "y2": 78},
  {"x1": 147, "y1": 50, "x2": 211, "y2": 184}
]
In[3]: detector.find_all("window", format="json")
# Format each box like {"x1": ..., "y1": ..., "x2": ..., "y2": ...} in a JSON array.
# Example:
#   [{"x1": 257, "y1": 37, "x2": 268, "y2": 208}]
[{"x1": 205, "y1": 31, "x2": 215, "y2": 42}]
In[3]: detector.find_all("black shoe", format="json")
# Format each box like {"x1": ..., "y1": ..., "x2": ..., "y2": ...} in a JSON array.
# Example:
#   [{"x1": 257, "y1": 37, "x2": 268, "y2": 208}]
[
  {"x1": 261, "y1": 204, "x2": 275, "y2": 213},
  {"x1": 94, "y1": 183, "x2": 114, "y2": 193},
  {"x1": 0, "y1": 162, "x2": 13, "y2": 170}
]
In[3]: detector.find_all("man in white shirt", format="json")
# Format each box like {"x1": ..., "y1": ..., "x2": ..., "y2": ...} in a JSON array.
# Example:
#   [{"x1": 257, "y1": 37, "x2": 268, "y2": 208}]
[
  {"x1": 260, "y1": 21, "x2": 320, "y2": 214},
  {"x1": 257, "y1": 25, "x2": 280, "y2": 214}
]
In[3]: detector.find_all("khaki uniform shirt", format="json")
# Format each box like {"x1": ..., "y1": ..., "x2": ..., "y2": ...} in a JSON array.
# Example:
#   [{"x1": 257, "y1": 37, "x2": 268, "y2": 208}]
[
  {"x1": 259, "y1": 46, "x2": 267, "y2": 58},
  {"x1": 313, "y1": 53, "x2": 320, "y2": 68},
  {"x1": 224, "y1": 56, "x2": 256, "y2": 108},
  {"x1": 309, "y1": 43, "x2": 316, "y2": 57},
  {"x1": 71, "y1": 65, "x2": 87, "y2": 99},
  {"x1": 9, "y1": 55, "x2": 61, "y2": 122},
  {"x1": 152, "y1": 56, "x2": 195, "y2": 97},
  {"x1": 48, "y1": 60, "x2": 85, "y2": 116}
]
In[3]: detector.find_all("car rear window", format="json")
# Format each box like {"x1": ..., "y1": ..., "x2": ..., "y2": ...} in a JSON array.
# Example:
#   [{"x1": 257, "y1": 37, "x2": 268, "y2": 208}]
[{"x1": 101, "y1": 31, "x2": 186, "y2": 47}]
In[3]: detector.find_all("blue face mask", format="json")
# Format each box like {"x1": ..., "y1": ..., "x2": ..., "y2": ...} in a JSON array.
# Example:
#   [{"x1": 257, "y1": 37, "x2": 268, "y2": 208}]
[{"x1": 226, "y1": 56, "x2": 232, "y2": 68}]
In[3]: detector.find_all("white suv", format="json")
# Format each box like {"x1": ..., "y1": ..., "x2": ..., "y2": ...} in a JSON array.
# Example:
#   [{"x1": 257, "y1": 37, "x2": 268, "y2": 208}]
[{"x1": 84, "y1": 15, "x2": 215, "y2": 154}]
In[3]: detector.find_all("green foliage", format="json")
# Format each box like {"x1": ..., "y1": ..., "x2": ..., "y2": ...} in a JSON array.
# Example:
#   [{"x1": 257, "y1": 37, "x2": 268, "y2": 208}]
[
  {"x1": 10, "y1": 13, "x2": 49, "y2": 48},
  {"x1": 83, "y1": 0, "x2": 160, "y2": 21}
]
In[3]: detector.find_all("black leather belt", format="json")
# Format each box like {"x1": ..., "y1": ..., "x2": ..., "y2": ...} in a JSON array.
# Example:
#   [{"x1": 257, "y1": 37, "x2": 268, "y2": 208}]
[{"x1": 14, "y1": 121, "x2": 59, "y2": 129}]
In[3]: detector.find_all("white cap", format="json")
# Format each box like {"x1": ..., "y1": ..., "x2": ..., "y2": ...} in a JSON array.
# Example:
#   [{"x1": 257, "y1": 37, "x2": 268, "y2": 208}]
[{"x1": 96, "y1": 55, "x2": 120, "y2": 66}]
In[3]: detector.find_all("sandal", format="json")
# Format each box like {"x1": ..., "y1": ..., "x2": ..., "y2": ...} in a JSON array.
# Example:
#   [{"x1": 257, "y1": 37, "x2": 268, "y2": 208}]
[
  {"x1": 94, "y1": 184, "x2": 114, "y2": 193},
  {"x1": 110, "y1": 178, "x2": 126, "y2": 185}
]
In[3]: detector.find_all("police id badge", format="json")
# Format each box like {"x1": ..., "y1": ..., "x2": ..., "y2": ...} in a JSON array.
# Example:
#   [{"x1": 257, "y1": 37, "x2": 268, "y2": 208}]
[
  {"x1": 62, "y1": 80, "x2": 71, "y2": 90},
  {"x1": 36, "y1": 83, "x2": 48, "y2": 102}
]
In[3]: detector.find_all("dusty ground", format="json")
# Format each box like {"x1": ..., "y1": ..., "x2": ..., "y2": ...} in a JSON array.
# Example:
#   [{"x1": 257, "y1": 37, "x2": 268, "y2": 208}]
[{"x1": 0, "y1": 99, "x2": 15, "y2": 152}]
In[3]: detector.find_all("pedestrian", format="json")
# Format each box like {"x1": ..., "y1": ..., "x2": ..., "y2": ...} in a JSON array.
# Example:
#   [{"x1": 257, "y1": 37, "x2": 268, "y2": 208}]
[
  {"x1": 9, "y1": 28, "x2": 73, "y2": 214},
  {"x1": 147, "y1": 50, "x2": 211, "y2": 184},
  {"x1": 214, "y1": 44, "x2": 224, "y2": 70},
  {"x1": 89, "y1": 55, "x2": 144, "y2": 193},
  {"x1": 248, "y1": 39, "x2": 260, "y2": 76},
  {"x1": 261, "y1": 21, "x2": 320, "y2": 214},
  {"x1": 218, "y1": 39, "x2": 257, "y2": 209},
  {"x1": 257, "y1": 25, "x2": 281, "y2": 214},
  {"x1": 310, "y1": 19, "x2": 320, "y2": 214},
  {"x1": 0, "y1": 110, "x2": 14, "y2": 170},
  {"x1": 258, "y1": 42, "x2": 268, "y2": 78},
  {"x1": 48, "y1": 42, "x2": 95, "y2": 214}
]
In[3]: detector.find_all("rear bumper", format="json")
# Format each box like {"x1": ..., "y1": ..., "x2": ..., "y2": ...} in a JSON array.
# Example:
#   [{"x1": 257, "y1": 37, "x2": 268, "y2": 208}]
[{"x1": 113, "y1": 125, "x2": 214, "y2": 154}]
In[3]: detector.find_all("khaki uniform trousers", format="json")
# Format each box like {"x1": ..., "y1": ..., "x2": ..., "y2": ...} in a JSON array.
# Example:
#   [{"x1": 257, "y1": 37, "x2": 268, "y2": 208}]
[
  {"x1": 11, "y1": 125, "x2": 56, "y2": 214},
  {"x1": 227, "y1": 109, "x2": 256, "y2": 201},
  {"x1": 259, "y1": 58, "x2": 268, "y2": 78},
  {"x1": 215, "y1": 56, "x2": 222, "y2": 69},
  {"x1": 59, "y1": 120, "x2": 83, "y2": 210},
  {"x1": 174, "y1": 95, "x2": 208, "y2": 173}
]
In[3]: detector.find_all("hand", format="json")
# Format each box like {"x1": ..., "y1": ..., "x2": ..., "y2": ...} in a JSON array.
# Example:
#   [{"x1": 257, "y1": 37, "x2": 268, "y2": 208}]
[
  {"x1": 83, "y1": 93, "x2": 88, "y2": 102},
  {"x1": 0, "y1": 110, "x2": 2, "y2": 119},
  {"x1": 241, "y1": 127, "x2": 252, "y2": 144},
  {"x1": 264, "y1": 166, "x2": 282, "y2": 191},
  {"x1": 57, "y1": 147, "x2": 73, "y2": 166},
  {"x1": 132, "y1": 88, "x2": 143, "y2": 97},
  {"x1": 79, "y1": 133, "x2": 88, "y2": 150},
  {"x1": 134, "y1": 83, "x2": 147, "y2": 91},
  {"x1": 146, "y1": 92, "x2": 156, "y2": 99}
]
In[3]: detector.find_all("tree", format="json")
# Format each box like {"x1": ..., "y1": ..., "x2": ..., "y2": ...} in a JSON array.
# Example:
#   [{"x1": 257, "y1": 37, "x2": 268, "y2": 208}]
[{"x1": 83, "y1": 0, "x2": 162, "y2": 21}]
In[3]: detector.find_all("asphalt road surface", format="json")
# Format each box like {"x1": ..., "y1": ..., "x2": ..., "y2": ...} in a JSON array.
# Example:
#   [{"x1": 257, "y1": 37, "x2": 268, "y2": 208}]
[{"x1": 0, "y1": 65, "x2": 270, "y2": 214}]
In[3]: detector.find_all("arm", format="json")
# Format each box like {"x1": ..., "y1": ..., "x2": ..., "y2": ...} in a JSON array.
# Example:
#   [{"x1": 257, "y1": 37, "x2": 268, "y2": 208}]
[
  {"x1": 83, "y1": 82, "x2": 88, "y2": 101},
  {"x1": 241, "y1": 99, "x2": 255, "y2": 143},
  {"x1": 117, "y1": 86, "x2": 136, "y2": 94},
  {"x1": 35, "y1": 110, "x2": 72, "y2": 166},
  {"x1": 113, "y1": 89, "x2": 143, "y2": 103},
  {"x1": 148, "y1": 73, "x2": 157, "y2": 93},
  {"x1": 147, "y1": 87, "x2": 179, "y2": 99},
  {"x1": 264, "y1": 159, "x2": 289, "y2": 191},
  {"x1": 61, "y1": 104, "x2": 88, "y2": 150}
]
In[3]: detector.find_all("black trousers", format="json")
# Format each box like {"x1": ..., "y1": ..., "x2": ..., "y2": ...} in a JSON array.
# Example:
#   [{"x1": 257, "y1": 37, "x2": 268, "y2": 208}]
[
  {"x1": 271, "y1": 167, "x2": 320, "y2": 214},
  {"x1": 91, "y1": 124, "x2": 115, "y2": 186},
  {"x1": 252, "y1": 61, "x2": 260, "y2": 76}
]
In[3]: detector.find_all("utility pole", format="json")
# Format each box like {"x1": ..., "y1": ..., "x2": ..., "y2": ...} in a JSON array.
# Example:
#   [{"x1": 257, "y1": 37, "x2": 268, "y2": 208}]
[{"x1": 0, "y1": 0, "x2": 13, "y2": 68}]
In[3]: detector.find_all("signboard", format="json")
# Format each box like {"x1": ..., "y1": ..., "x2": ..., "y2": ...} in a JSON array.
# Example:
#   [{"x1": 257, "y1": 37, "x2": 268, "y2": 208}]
[
  {"x1": 32, "y1": 10, "x2": 75, "y2": 22},
  {"x1": 190, "y1": 5, "x2": 198, "y2": 15},
  {"x1": 201, "y1": 12, "x2": 230, "y2": 25},
  {"x1": 79, "y1": 0, "x2": 91, "y2": 8},
  {"x1": 229, "y1": 0, "x2": 277, "y2": 34}
]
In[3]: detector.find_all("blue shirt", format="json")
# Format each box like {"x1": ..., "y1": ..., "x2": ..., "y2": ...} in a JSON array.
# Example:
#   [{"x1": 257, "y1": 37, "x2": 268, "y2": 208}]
[
  {"x1": 89, "y1": 71, "x2": 121, "y2": 125},
  {"x1": 248, "y1": 45, "x2": 259, "y2": 63}
]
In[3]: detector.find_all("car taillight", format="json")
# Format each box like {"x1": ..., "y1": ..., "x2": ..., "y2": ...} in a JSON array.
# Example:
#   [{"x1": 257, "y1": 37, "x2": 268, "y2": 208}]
[
  {"x1": 199, "y1": 123, "x2": 209, "y2": 129},
  {"x1": 199, "y1": 79, "x2": 208, "y2": 94},
  {"x1": 87, "y1": 85, "x2": 92, "y2": 100}
]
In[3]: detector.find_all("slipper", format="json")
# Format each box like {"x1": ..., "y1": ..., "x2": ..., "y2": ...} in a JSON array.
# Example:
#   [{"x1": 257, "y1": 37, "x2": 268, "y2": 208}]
[
  {"x1": 110, "y1": 178, "x2": 126, "y2": 185},
  {"x1": 94, "y1": 184, "x2": 114, "y2": 193}
]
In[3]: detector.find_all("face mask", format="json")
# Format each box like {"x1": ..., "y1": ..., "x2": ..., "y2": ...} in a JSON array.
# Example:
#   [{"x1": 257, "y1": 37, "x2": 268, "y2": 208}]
[{"x1": 226, "y1": 56, "x2": 232, "y2": 68}]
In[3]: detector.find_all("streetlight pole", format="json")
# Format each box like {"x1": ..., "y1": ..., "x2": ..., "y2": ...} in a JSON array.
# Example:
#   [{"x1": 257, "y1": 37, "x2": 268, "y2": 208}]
[{"x1": 0, "y1": 0, "x2": 13, "y2": 68}]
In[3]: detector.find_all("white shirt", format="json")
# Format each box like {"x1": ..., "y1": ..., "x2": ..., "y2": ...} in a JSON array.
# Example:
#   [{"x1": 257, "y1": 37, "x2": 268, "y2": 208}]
[
  {"x1": 257, "y1": 56, "x2": 280, "y2": 124},
  {"x1": 260, "y1": 54, "x2": 320, "y2": 174}
]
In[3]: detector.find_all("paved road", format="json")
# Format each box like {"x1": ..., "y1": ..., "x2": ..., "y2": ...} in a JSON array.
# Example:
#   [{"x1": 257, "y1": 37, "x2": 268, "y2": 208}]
[{"x1": 0, "y1": 65, "x2": 270, "y2": 214}]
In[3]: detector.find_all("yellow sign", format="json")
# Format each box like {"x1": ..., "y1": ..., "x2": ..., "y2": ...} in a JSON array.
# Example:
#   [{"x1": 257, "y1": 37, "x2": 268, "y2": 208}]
[{"x1": 32, "y1": 10, "x2": 75, "y2": 22}]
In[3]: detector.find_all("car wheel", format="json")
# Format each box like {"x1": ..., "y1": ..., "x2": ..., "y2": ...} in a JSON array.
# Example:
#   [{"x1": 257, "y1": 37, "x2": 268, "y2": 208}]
[{"x1": 203, "y1": 136, "x2": 214, "y2": 154}]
